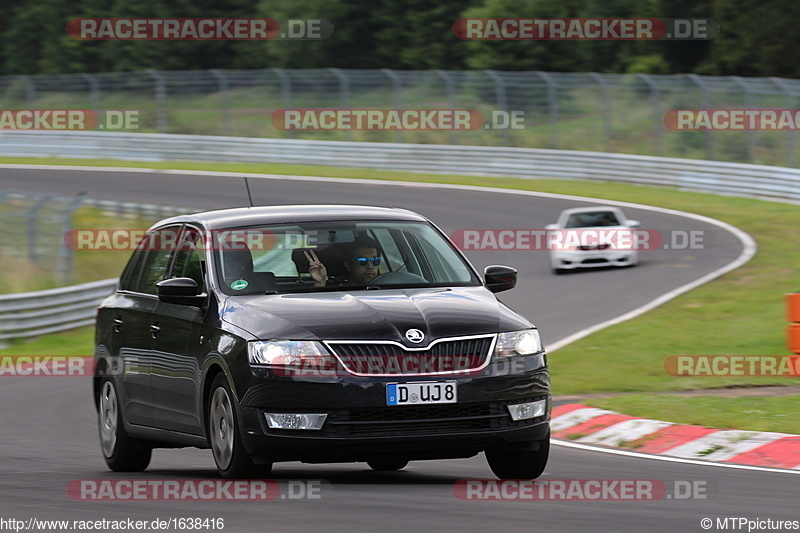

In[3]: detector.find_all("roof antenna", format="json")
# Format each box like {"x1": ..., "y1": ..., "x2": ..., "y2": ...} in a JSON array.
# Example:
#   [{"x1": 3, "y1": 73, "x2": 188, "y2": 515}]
[{"x1": 244, "y1": 177, "x2": 255, "y2": 207}]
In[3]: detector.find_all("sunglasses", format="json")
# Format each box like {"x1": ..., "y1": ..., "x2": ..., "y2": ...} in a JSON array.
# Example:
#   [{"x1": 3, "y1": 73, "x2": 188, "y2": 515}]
[{"x1": 353, "y1": 256, "x2": 381, "y2": 267}]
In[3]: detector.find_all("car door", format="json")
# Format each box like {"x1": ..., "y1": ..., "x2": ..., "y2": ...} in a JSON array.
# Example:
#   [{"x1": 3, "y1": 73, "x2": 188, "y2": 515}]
[
  {"x1": 112, "y1": 225, "x2": 182, "y2": 427},
  {"x1": 148, "y1": 225, "x2": 207, "y2": 435}
]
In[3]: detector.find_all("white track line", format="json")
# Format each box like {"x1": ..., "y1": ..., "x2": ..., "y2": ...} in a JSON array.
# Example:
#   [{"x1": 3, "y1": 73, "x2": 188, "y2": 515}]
[{"x1": 554, "y1": 439, "x2": 800, "y2": 475}]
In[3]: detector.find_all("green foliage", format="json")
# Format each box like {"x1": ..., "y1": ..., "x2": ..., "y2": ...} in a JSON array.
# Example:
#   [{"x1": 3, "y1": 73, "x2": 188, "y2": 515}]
[
  {"x1": 702, "y1": 0, "x2": 800, "y2": 77},
  {"x1": 0, "y1": 0, "x2": 795, "y2": 76},
  {"x1": 626, "y1": 54, "x2": 670, "y2": 74}
]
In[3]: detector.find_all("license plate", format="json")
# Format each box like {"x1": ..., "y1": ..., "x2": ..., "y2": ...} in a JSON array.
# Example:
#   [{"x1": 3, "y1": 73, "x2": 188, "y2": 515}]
[{"x1": 386, "y1": 381, "x2": 457, "y2": 406}]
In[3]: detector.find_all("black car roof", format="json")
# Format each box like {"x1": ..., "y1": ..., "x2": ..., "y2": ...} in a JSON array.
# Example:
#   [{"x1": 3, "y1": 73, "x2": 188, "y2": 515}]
[{"x1": 153, "y1": 205, "x2": 429, "y2": 230}]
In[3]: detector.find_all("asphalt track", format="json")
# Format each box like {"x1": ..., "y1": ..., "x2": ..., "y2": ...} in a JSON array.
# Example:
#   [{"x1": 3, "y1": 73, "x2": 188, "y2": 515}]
[{"x1": 1, "y1": 166, "x2": 795, "y2": 533}]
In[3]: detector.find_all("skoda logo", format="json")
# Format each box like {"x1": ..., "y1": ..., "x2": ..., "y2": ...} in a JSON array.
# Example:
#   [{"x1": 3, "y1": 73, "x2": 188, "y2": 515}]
[{"x1": 405, "y1": 329, "x2": 425, "y2": 344}]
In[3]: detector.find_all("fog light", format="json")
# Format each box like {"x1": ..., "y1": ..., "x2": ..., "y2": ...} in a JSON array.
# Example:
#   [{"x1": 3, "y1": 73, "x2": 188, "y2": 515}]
[
  {"x1": 507, "y1": 400, "x2": 546, "y2": 421},
  {"x1": 265, "y1": 413, "x2": 327, "y2": 430}
]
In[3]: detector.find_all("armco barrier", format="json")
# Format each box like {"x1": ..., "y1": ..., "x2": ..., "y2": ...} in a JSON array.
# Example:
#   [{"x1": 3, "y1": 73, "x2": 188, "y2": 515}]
[
  {"x1": 1, "y1": 131, "x2": 800, "y2": 203},
  {"x1": 0, "y1": 279, "x2": 117, "y2": 341}
]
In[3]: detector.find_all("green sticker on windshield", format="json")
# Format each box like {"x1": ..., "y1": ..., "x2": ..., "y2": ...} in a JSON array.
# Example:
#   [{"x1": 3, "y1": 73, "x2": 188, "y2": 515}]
[{"x1": 231, "y1": 279, "x2": 248, "y2": 290}]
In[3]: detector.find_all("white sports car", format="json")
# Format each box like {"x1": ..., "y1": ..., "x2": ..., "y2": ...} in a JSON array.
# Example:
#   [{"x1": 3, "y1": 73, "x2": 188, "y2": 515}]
[{"x1": 545, "y1": 206, "x2": 640, "y2": 274}]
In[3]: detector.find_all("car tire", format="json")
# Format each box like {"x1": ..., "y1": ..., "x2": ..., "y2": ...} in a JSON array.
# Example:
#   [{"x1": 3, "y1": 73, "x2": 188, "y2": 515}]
[
  {"x1": 208, "y1": 374, "x2": 272, "y2": 479},
  {"x1": 367, "y1": 459, "x2": 409, "y2": 471},
  {"x1": 98, "y1": 379, "x2": 152, "y2": 472},
  {"x1": 553, "y1": 268, "x2": 566, "y2": 275},
  {"x1": 485, "y1": 433, "x2": 549, "y2": 480}
]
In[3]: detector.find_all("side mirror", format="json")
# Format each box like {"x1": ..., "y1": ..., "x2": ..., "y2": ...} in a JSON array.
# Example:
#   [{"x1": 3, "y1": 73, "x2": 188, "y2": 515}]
[
  {"x1": 157, "y1": 277, "x2": 206, "y2": 307},
  {"x1": 484, "y1": 265, "x2": 517, "y2": 294},
  {"x1": 626, "y1": 219, "x2": 640, "y2": 228}
]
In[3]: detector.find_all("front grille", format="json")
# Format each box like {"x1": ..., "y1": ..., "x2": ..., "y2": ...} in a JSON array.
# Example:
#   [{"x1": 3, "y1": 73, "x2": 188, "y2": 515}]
[
  {"x1": 317, "y1": 398, "x2": 545, "y2": 437},
  {"x1": 578, "y1": 244, "x2": 611, "y2": 251},
  {"x1": 581, "y1": 258, "x2": 609, "y2": 264},
  {"x1": 325, "y1": 335, "x2": 495, "y2": 375}
]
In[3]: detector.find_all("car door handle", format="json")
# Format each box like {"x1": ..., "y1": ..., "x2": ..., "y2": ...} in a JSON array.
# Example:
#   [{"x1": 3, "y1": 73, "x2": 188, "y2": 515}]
[
  {"x1": 113, "y1": 318, "x2": 123, "y2": 333},
  {"x1": 150, "y1": 323, "x2": 161, "y2": 338}
]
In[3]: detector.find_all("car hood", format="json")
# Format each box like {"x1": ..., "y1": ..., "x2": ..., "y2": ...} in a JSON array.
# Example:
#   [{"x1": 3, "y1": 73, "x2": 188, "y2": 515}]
[{"x1": 220, "y1": 286, "x2": 532, "y2": 343}]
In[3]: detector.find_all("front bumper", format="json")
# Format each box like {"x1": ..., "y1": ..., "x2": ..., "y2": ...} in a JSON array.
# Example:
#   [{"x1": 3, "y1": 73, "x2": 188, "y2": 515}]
[
  {"x1": 235, "y1": 355, "x2": 550, "y2": 463},
  {"x1": 551, "y1": 249, "x2": 637, "y2": 270}
]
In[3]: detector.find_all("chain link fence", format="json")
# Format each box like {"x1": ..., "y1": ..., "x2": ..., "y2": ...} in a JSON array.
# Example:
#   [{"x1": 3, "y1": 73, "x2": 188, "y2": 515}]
[
  {"x1": 0, "y1": 190, "x2": 84, "y2": 285},
  {"x1": 0, "y1": 190, "x2": 189, "y2": 288},
  {"x1": 2, "y1": 69, "x2": 800, "y2": 167}
]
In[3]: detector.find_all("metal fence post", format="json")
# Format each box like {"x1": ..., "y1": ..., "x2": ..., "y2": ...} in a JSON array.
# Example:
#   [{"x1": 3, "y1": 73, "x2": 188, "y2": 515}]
[
  {"x1": 146, "y1": 69, "x2": 168, "y2": 133},
  {"x1": 81, "y1": 73, "x2": 100, "y2": 114},
  {"x1": 637, "y1": 74, "x2": 662, "y2": 155},
  {"x1": 589, "y1": 72, "x2": 611, "y2": 152},
  {"x1": 56, "y1": 194, "x2": 86, "y2": 284},
  {"x1": 271, "y1": 68, "x2": 293, "y2": 138},
  {"x1": 770, "y1": 77, "x2": 795, "y2": 167},
  {"x1": 435, "y1": 70, "x2": 457, "y2": 145},
  {"x1": 731, "y1": 76, "x2": 755, "y2": 163},
  {"x1": 535, "y1": 71, "x2": 558, "y2": 149},
  {"x1": 18, "y1": 75, "x2": 36, "y2": 108},
  {"x1": 270, "y1": 68, "x2": 292, "y2": 108},
  {"x1": 381, "y1": 69, "x2": 403, "y2": 142},
  {"x1": 329, "y1": 68, "x2": 351, "y2": 140},
  {"x1": 687, "y1": 74, "x2": 713, "y2": 160},
  {"x1": 484, "y1": 70, "x2": 509, "y2": 145},
  {"x1": 210, "y1": 69, "x2": 231, "y2": 136},
  {"x1": 27, "y1": 194, "x2": 54, "y2": 262}
]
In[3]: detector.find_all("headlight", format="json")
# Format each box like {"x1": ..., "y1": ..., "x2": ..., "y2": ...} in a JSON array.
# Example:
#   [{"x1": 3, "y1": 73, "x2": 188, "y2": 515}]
[
  {"x1": 248, "y1": 340, "x2": 334, "y2": 368},
  {"x1": 494, "y1": 330, "x2": 543, "y2": 357}
]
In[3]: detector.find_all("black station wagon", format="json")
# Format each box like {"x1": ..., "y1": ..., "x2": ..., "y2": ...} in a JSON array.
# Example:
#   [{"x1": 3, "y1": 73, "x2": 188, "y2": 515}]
[{"x1": 93, "y1": 205, "x2": 551, "y2": 479}]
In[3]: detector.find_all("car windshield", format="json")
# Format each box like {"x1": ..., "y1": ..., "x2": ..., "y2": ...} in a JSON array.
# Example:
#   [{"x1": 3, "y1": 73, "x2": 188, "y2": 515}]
[
  {"x1": 212, "y1": 220, "x2": 480, "y2": 295},
  {"x1": 565, "y1": 211, "x2": 621, "y2": 228}
]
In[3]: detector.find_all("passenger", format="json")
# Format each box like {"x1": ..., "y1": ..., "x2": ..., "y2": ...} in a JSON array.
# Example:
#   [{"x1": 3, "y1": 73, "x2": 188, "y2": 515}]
[{"x1": 304, "y1": 237, "x2": 381, "y2": 287}]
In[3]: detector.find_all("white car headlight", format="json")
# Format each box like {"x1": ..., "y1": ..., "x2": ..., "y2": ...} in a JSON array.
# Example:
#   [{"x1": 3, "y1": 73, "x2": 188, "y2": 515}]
[
  {"x1": 248, "y1": 340, "x2": 334, "y2": 367},
  {"x1": 494, "y1": 330, "x2": 543, "y2": 358}
]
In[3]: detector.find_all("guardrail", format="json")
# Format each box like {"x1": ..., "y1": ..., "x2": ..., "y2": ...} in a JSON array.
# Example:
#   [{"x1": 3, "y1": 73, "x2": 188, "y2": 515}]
[
  {"x1": 2, "y1": 131, "x2": 799, "y2": 203},
  {"x1": 0, "y1": 130, "x2": 793, "y2": 341},
  {"x1": 0, "y1": 279, "x2": 117, "y2": 341}
]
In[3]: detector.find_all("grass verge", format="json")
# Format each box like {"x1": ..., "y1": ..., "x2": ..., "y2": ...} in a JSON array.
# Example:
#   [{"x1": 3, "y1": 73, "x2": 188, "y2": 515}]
[
  {"x1": 584, "y1": 395, "x2": 800, "y2": 434},
  {"x1": 2, "y1": 155, "x2": 800, "y2": 433}
]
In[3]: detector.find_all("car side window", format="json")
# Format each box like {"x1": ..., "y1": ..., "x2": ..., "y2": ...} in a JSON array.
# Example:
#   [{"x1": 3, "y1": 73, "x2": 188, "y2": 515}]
[
  {"x1": 169, "y1": 226, "x2": 206, "y2": 294},
  {"x1": 128, "y1": 226, "x2": 182, "y2": 295},
  {"x1": 119, "y1": 248, "x2": 146, "y2": 292}
]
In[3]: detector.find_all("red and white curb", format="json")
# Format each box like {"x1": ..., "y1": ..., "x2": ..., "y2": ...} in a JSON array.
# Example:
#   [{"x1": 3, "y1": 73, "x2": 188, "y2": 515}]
[{"x1": 552, "y1": 404, "x2": 800, "y2": 470}]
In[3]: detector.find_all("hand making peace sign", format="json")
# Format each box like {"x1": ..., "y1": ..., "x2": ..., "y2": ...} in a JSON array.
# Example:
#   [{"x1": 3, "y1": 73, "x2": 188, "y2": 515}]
[{"x1": 303, "y1": 249, "x2": 327, "y2": 286}]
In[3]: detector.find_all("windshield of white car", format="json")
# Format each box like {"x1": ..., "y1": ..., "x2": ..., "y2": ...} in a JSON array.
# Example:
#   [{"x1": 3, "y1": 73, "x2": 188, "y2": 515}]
[{"x1": 565, "y1": 212, "x2": 621, "y2": 228}]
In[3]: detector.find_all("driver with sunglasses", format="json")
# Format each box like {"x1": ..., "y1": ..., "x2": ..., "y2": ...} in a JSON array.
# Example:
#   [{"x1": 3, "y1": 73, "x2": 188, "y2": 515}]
[{"x1": 304, "y1": 237, "x2": 381, "y2": 287}]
